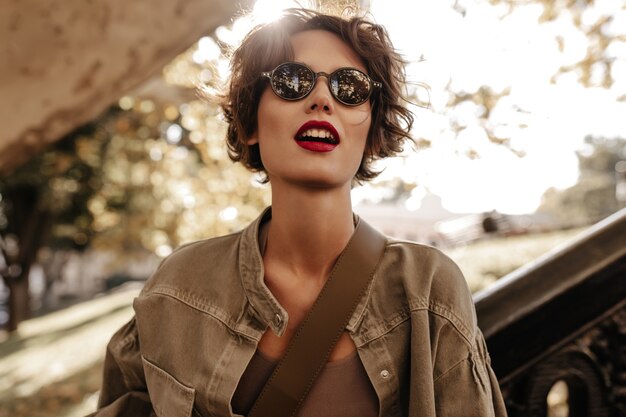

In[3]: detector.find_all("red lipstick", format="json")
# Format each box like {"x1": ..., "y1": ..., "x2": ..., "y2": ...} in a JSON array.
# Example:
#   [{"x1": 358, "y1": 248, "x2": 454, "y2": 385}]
[{"x1": 295, "y1": 121, "x2": 340, "y2": 153}]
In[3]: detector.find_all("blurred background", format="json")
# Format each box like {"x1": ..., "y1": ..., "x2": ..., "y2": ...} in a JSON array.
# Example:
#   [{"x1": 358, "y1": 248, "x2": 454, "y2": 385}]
[{"x1": 1, "y1": 0, "x2": 625, "y2": 416}]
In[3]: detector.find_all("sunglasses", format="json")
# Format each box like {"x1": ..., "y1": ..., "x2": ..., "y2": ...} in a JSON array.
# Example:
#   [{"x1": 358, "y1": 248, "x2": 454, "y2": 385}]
[{"x1": 261, "y1": 62, "x2": 382, "y2": 106}]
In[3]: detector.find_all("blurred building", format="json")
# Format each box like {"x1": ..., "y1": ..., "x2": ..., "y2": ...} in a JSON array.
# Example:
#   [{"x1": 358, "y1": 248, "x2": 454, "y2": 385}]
[
  {"x1": 354, "y1": 192, "x2": 468, "y2": 245},
  {"x1": 355, "y1": 192, "x2": 560, "y2": 247}
]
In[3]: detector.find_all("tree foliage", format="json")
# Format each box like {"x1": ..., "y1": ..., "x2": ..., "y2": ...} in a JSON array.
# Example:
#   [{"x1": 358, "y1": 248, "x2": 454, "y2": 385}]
[{"x1": 538, "y1": 136, "x2": 625, "y2": 224}]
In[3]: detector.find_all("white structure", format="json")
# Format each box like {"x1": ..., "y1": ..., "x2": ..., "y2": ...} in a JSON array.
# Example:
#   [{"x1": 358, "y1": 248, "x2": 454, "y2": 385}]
[{"x1": 354, "y1": 193, "x2": 468, "y2": 246}]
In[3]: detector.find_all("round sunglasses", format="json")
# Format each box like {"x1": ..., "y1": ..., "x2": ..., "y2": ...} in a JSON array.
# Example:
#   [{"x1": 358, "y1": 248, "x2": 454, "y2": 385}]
[{"x1": 261, "y1": 62, "x2": 382, "y2": 106}]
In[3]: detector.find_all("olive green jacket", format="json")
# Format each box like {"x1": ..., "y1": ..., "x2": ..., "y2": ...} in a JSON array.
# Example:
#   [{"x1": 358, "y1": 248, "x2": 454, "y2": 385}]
[{"x1": 91, "y1": 208, "x2": 507, "y2": 417}]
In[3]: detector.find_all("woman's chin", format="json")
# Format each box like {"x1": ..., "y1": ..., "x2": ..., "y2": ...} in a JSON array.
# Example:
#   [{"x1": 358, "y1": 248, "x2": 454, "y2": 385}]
[{"x1": 269, "y1": 172, "x2": 354, "y2": 191}]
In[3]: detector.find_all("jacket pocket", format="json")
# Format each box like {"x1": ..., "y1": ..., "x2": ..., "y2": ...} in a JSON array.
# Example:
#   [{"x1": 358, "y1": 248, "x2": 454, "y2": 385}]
[{"x1": 142, "y1": 356, "x2": 196, "y2": 417}]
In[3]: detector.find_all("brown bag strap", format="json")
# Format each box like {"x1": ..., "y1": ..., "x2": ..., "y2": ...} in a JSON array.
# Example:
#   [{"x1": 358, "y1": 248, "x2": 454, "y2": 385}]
[{"x1": 247, "y1": 218, "x2": 386, "y2": 417}]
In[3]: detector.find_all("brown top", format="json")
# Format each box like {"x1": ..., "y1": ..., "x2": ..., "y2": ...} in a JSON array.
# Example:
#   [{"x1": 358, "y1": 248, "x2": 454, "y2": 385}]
[{"x1": 231, "y1": 350, "x2": 379, "y2": 417}]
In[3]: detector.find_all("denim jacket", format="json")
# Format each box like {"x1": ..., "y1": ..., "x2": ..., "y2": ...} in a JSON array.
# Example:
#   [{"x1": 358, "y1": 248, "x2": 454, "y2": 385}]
[{"x1": 91, "y1": 208, "x2": 507, "y2": 417}]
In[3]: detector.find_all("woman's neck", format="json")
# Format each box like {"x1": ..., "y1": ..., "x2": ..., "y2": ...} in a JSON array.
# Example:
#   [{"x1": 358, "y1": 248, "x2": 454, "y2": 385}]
[{"x1": 264, "y1": 183, "x2": 355, "y2": 285}]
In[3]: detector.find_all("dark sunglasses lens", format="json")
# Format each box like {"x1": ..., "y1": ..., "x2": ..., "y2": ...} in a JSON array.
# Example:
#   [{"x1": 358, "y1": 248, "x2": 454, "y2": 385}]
[
  {"x1": 330, "y1": 69, "x2": 372, "y2": 105},
  {"x1": 271, "y1": 64, "x2": 314, "y2": 100}
]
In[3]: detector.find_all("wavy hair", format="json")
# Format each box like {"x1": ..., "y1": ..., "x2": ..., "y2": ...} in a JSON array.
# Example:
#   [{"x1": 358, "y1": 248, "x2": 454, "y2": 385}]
[{"x1": 221, "y1": 8, "x2": 414, "y2": 182}]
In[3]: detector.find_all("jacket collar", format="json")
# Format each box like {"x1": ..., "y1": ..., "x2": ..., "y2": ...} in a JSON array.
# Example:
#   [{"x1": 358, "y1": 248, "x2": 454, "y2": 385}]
[{"x1": 238, "y1": 207, "x2": 375, "y2": 337}]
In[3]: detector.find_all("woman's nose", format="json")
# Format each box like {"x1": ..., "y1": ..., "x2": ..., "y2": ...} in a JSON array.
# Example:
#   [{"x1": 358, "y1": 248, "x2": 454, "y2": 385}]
[{"x1": 305, "y1": 78, "x2": 334, "y2": 114}]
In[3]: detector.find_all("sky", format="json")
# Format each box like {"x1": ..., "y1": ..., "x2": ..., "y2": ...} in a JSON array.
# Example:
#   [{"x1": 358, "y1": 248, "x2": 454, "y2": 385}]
[{"x1": 218, "y1": 0, "x2": 626, "y2": 214}]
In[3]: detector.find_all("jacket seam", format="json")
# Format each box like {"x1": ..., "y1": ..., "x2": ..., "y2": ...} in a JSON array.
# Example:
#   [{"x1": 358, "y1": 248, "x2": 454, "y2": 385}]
[
  {"x1": 432, "y1": 347, "x2": 489, "y2": 389},
  {"x1": 113, "y1": 331, "x2": 138, "y2": 391},
  {"x1": 419, "y1": 303, "x2": 474, "y2": 346},
  {"x1": 354, "y1": 309, "x2": 411, "y2": 347},
  {"x1": 385, "y1": 241, "x2": 475, "y2": 341},
  {"x1": 354, "y1": 303, "x2": 474, "y2": 347},
  {"x1": 141, "y1": 287, "x2": 260, "y2": 342},
  {"x1": 432, "y1": 357, "x2": 469, "y2": 384}
]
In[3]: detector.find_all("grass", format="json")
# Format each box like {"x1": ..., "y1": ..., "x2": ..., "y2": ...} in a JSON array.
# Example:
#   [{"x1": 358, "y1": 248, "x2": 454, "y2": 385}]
[
  {"x1": 0, "y1": 287, "x2": 139, "y2": 417},
  {"x1": 444, "y1": 227, "x2": 585, "y2": 293}
]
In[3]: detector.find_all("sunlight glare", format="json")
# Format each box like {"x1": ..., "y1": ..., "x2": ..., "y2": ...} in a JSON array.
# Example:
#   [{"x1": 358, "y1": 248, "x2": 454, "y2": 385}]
[
  {"x1": 193, "y1": 36, "x2": 221, "y2": 64},
  {"x1": 252, "y1": 0, "x2": 302, "y2": 24},
  {"x1": 364, "y1": 0, "x2": 626, "y2": 214},
  {"x1": 219, "y1": 206, "x2": 239, "y2": 222}
]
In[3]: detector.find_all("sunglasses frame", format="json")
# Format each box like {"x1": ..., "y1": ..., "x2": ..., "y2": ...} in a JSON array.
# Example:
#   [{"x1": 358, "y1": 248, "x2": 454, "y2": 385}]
[{"x1": 261, "y1": 62, "x2": 382, "y2": 106}]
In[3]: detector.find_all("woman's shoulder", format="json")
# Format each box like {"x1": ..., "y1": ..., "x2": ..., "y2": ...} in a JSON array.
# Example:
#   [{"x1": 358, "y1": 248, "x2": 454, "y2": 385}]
[
  {"x1": 141, "y1": 230, "x2": 245, "y2": 293},
  {"x1": 378, "y1": 238, "x2": 476, "y2": 327},
  {"x1": 164, "y1": 231, "x2": 243, "y2": 267},
  {"x1": 383, "y1": 237, "x2": 467, "y2": 288}
]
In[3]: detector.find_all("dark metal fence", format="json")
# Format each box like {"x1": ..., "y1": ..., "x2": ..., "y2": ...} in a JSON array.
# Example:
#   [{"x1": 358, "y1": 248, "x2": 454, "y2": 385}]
[{"x1": 475, "y1": 208, "x2": 626, "y2": 417}]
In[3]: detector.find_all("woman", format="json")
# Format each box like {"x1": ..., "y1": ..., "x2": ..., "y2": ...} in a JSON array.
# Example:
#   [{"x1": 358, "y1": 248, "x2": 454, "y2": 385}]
[{"x1": 92, "y1": 8, "x2": 507, "y2": 417}]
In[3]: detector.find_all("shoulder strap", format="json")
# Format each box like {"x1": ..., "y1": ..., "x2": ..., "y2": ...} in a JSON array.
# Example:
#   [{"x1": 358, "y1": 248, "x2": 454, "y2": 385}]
[{"x1": 247, "y1": 218, "x2": 386, "y2": 417}]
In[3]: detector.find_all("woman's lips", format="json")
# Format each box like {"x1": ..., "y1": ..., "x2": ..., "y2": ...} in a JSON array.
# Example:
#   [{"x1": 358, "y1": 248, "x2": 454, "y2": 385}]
[
  {"x1": 295, "y1": 121, "x2": 340, "y2": 153},
  {"x1": 296, "y1": 141, "x2": 338, "y2": 152}
]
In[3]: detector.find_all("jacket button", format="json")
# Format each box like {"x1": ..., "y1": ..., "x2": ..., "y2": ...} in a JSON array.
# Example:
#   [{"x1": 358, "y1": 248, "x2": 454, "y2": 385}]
[
  {"x1": 380, "y1": 370, "x2": 390, "y2": 379},
  {"x1": 274, "y1": 313, "x2": 282, "y2": 326}
]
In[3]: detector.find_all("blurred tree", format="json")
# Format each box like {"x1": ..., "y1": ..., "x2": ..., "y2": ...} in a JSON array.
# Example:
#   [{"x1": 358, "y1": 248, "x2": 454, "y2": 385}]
[
  {"x1": 538, "y1": 136, "x2": 626, "y2": 225},
  {"x1": 0, "y1": 121, "x2": 106, "y2": 330},
  {"x1": 0, "y1": 7, "x2": 285, "y2": 330},
  {"x1": 87, "y1": 98, "x2": 270, "y2": 256},
  {"x1": 441, "y1": 0, "x2": 624, "y2": 158},
  {"x1": 0, "y1": 95, "x2": 271, "y2": 331}
]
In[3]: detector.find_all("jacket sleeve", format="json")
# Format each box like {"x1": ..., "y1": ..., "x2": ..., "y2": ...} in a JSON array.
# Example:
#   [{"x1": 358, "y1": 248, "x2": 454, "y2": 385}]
[
  {"x1": 433, "y1": 328, "x2": 508, "y2": 417},
  {"x1": 86, "y1": 317, "x2": 155, "y2": 417}
]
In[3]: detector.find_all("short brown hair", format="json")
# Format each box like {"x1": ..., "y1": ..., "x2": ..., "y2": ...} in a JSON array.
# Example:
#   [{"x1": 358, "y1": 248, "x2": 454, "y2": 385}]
[{"x1": 221, "y1": 8, "x2": 414, "y2": 182}]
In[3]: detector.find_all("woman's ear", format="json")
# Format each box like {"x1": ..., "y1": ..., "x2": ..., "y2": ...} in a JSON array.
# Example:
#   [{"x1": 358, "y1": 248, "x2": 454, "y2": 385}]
[{"x1": 247, "y1": 131, "x2": 259, "y2": 145}]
